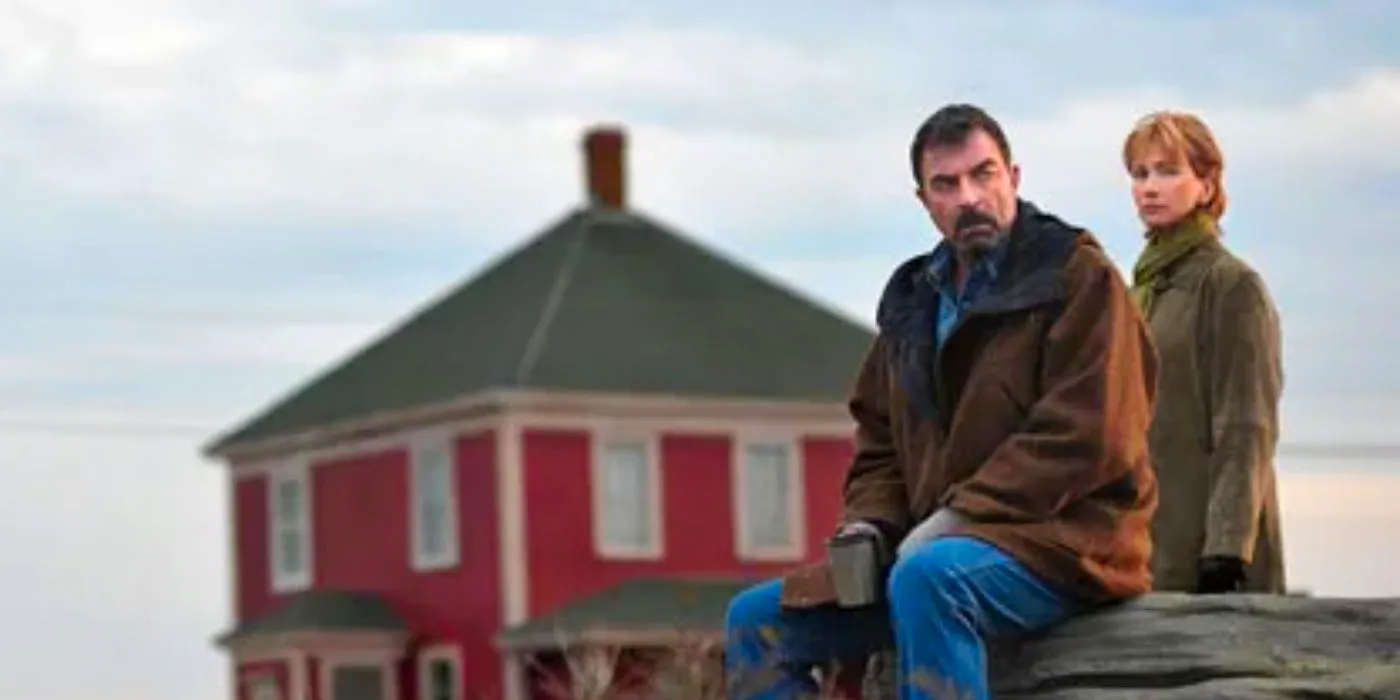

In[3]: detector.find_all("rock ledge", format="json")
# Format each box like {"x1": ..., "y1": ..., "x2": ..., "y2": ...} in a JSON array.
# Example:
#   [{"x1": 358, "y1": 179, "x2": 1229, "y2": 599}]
[{"x1": 863, "y1": 593, "x2": 1400, "y2": 699}]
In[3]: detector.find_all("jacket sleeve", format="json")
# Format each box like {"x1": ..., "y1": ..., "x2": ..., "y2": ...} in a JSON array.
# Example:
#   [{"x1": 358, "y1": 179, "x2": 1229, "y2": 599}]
[
  {"x1": 944, "y1": 246, "x2": 1159, "y2": 522},
  {"x1": 840, "y1": 335, "x2": 913, "y2": 537},
  {"x1": 1201, "y1": 266, "x2": 1283, "y2": 561}
]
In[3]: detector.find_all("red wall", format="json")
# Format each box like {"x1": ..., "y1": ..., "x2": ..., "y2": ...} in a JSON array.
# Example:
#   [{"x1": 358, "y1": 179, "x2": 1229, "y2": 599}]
[
  {"x1": 233, "y1": 476, "x2": 272, "y2": 621},
  {"x1": 523, "y1": 429, "x2": 852, "y2": 616},
  {"x1": 231, "y1": 431, "x2": 502, "y2": 700}
]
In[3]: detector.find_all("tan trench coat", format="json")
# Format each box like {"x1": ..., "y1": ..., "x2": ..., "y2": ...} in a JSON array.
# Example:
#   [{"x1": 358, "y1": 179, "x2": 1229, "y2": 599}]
[{"x1": 1141, "y1": 237, "x2": 1287, "y2": 593}]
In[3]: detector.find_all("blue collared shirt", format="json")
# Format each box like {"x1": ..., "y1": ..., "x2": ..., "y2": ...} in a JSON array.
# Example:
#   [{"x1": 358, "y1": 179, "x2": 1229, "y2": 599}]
[{"x1": 927, "y1": 238, "x2": 1009, "y2": 347}]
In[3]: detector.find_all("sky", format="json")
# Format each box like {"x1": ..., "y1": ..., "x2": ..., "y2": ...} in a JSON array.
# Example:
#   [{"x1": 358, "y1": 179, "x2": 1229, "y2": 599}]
[{"x1": 1, "y1": 1, "x2": 1399, "y2": 699}]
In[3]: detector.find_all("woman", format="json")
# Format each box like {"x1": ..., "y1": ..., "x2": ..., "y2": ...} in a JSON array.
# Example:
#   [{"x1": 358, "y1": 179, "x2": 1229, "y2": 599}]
[{"x1": 1122, "y1": 110, "x2": 1287, "y2": 594}]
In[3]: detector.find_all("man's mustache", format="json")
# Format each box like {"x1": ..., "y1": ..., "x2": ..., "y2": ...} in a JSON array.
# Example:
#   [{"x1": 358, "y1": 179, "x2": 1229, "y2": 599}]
[{"x1": 955, "y1": 208, "x2": 999, "y2": 234}]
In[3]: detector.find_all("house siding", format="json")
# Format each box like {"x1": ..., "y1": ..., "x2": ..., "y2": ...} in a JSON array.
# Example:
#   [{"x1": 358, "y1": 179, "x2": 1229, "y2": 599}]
[
  {"x1": 233, "y1": 476, "x2": 273, "y2": 621},
  {"x1": 230, "y1": 430, "x2": 503, "y2": 700},
  {"x1": 521, "y1": 427, "x2": 852, "y2": 618}
]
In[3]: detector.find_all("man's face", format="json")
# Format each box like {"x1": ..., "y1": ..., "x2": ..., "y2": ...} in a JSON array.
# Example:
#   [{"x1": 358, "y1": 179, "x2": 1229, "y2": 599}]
[{"x1": 913, "y1": 129, "x2": 1021, "y2": 256}]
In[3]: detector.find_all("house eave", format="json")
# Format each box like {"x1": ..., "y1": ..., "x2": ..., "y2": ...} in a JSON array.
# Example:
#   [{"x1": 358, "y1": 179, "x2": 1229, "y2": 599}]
[
  {"x1": 206, "y1": 388, "x2": 852, "y2": 466},
  {"x1": 202, "y1": 389, "x2": 517, "y2": 463},
  {"x1": 217, "y1": 629, "x2": 412, "y2": 659}
]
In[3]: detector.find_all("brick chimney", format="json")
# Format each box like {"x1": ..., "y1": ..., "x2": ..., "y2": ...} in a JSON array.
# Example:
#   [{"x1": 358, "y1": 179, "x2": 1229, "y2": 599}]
[{"x1": 582, "y1": 125, "x2": 627, "y2": 209}]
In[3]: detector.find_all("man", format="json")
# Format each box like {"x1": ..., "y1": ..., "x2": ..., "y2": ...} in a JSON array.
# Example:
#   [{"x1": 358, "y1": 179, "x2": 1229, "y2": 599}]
[{"x1": 723, "y1": 104, "x2": 1161, "y2": 700}]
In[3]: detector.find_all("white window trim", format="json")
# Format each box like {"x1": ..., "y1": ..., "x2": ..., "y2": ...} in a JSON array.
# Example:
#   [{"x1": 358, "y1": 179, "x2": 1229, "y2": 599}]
[
  {"x1": 416, "y1": 644, "x2": 464, "y2": 700},
  {"x1": 590, "y1": 430, "x2": 664, "y2": 560},
  {"x1": 319, "y1": 652, "x2": 399, "y2": 700},
  {"x1": 268, "y1": 461, "x2": 313, "y2": 593},
  {"x1": 409, "y1": 433, "x2": 461, "y2": 572},
  {"x1": 732, "y1": 432, "x2": 806, "y2": 561}
]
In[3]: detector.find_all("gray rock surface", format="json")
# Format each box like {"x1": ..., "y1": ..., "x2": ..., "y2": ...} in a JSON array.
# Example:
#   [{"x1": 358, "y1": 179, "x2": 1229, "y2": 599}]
[{"x1": 863, "y1": 593, "x2": 1400, "y2": 699}]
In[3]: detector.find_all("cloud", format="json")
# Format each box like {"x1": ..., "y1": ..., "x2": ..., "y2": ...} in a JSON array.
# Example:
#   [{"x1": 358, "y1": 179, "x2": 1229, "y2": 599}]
[
  {"x1": 2, "y1": 0, "x2": 1397, "y2": 414},
  {"x1": 1, "y1": 0, "x2": 1398, "y2": 414},
  {"x1": 5, "y1": 0, "x2": 1395, "y2": 253}
]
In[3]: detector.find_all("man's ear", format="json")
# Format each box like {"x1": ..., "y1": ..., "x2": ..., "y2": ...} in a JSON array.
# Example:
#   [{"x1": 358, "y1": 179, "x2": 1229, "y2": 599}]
[{"x1": 1009, "y1": 162, "x2": 1022, "y2": 190}]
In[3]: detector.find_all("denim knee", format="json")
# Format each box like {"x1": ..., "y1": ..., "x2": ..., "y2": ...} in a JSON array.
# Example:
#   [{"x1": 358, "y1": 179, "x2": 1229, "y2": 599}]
[
  {"x1": 886, "y1": 536, "x2": 997, "y2": 610},
  {"x1": 725, "y1": 579, "x2": 783, "y2": 632}
]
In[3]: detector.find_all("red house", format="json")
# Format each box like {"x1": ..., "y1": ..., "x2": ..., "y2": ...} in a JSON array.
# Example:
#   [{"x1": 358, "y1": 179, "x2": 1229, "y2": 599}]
[{"x1": 204, "y1": 126, "x2": 875, "y2": 700}]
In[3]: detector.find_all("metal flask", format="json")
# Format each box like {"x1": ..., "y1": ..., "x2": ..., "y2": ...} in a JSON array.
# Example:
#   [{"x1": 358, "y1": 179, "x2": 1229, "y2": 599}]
[{"x1": 826, "y1": 528, "x2": 885, "y2": 608}]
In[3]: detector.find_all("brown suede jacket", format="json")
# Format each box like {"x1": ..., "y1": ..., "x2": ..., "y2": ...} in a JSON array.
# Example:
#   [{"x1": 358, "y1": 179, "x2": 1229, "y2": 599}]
[{"x1": 780, "y1": 200, "x2": 1161, "y2": 609}]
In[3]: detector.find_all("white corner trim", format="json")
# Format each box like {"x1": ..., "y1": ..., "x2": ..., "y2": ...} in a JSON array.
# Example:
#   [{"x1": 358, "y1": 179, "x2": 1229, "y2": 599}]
[
  {"x1": 287, "y1": 649, "x2": 308, "y2": 700},
  {"x1": 501, "y1": 654, "x2": 526, "y2": 700},
  {"x1": 731, "y1": 431, "x2": 807, "y2": 562},
  {"x1": 409, "y1": 431, "x2": 461, "y2": 572},
  {"x1": 497, "y1": 416, "x2": 527, "y2": 625},
  {"x1": 318, "y1": 652, "x2": 400, "y2": 700},
  {"x1": 589, "y1": 427, "x2": 664, "y2": 561},
  {"x1": 416, "y1": 644, "x2": 465, "y2": 700},
  {"x1": 227, "y1": 468, "x2": 240, "y2": 631},
  {"x1": 268, "y1": 459, "x2": 313, "y2": 593},
  {"x1": 497, "y1": 416, "x2": 528, "y2": 700}
]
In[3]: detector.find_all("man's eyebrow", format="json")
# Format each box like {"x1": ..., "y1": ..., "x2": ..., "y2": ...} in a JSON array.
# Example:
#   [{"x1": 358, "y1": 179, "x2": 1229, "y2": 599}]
[{"x1": 928, "y1": 158, "x2": 997, "y2": 183}]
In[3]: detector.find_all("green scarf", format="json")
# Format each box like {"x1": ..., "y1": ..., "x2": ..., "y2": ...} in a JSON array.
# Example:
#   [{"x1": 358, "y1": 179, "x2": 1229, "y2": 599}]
[{"x1": 1131, "y1": 211, "x2": 1219, "y2": 313}]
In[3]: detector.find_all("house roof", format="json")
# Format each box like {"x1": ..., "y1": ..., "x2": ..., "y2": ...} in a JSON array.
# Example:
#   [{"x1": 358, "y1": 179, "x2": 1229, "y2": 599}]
[
  {"x1": 214, "y1": 589, "x2": 407, "y2": 646},
  {"x1": 205, "y1": 128, "x2": 875, "y2": 456},
  {"x1": 494, "y1": 576, "x2": 757, "y2": 651}
]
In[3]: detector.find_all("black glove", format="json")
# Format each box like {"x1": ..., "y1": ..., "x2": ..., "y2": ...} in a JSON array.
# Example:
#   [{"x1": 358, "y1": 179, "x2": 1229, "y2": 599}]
[{"x1": 1196, "y1": 555, "x2": 1246, "y2": 594}]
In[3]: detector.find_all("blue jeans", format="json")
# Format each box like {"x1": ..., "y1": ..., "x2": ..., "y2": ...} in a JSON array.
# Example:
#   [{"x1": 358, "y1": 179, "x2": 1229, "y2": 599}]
[{"x1": 723, "y1": 536, "x2": 1077, "y2": 700}]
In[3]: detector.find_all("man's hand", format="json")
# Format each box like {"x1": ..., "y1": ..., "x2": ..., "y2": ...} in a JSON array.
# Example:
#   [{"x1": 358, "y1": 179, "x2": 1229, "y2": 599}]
[
  {"x1": 896, "y1": 508, "x2": 969, "y2": 560},
  {"x1": 1196, "y1": 556, "x2": 1246, "y2": 594}
]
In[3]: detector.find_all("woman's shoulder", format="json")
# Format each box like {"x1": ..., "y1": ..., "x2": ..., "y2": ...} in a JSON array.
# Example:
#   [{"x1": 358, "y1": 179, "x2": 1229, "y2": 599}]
[
  {"x1": 1200, "y1": 243, "x2": 1279, "y2": 313},
  {"x1": 1195, "y1": 239, "x2": 1263, "y2": 285}
]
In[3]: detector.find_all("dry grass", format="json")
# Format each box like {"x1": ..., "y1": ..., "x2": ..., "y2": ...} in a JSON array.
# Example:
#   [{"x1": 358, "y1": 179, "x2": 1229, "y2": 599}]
[{"x1": 523, "y1": 632, "x2": 862, "y2": 700}]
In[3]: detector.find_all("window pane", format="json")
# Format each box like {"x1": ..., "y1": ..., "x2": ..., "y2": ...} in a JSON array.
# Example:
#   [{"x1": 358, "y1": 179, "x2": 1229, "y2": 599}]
[
  {"x1": 600, "y1": 442, "x2": 650, "y2": 549},
  {"x1": 278, "y1": 528, "x2": 303, "y2": 573},
  {"x1": 420, "y1": 501, "x2": 446, "y2": 557},
  {"x1": 275, "y1": 479, "x2": 302, "y2": 521},
  {"x1": 745, "y1": 444, "x2": 791, "y2": 548},
  {"x1": 273, "y1": 474, "x2": 306, "y2": 578},
  {"x1": 416, "y1": 446, "x2": 451, "y2": 503},
  {"x1": 429, "y1": 658, "x2": 455, "y2": 700},
  {"x1": 414, "y1": 443, "x2": 455, "y2": 562}
]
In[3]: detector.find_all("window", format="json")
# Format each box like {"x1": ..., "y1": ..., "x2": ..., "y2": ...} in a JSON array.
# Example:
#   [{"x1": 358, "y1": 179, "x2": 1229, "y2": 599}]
[
  {"x1": 736, "y1": 440, "x2": 804, "y2": 559},
  {"x1": 411, "y1": 438, "x2": 460, "y2": 571},
  {"x1": 417, "y1": 647, "x2": 462, "y2": 700},
  {"x1": 593, "y1": 437, "x2": 660, "y2": 557},
  {"x1": 269, "y1": 466, "x2": 311, "y2": 592}
]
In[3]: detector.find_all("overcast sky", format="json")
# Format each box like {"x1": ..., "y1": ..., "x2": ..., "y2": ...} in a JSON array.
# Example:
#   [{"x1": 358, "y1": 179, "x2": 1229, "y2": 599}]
[{"x1": 2, "y1": 1, "x2": 1399, "y2": 699}]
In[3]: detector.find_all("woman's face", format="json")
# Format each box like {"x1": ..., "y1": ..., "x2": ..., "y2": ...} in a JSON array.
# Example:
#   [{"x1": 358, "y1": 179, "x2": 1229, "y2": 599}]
[{"x1": 1128, "y1": 143, "x2": 1210, "y2": 229}]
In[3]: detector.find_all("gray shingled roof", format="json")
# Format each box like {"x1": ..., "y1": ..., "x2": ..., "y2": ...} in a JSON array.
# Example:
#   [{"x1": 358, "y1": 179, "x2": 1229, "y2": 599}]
[
  {"x1": 215, "y1": 589, "x2": 407, "y2": 646},
  {"x1": 495, "y1": 576, "x2": 757, "y2": 651},
  {"x1": 205, "y1": 205, "x2": 874, "y2": 454}
]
